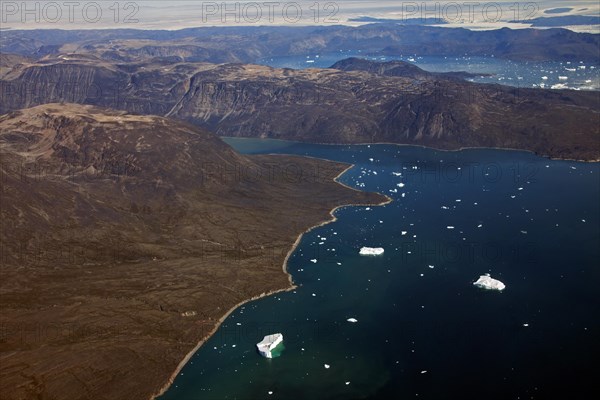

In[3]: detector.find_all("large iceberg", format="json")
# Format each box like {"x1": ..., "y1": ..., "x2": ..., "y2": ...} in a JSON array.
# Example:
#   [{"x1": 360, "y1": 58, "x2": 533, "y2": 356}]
[
  {"x1": 256, "y1": 333, "x2": 283, "y2": 358},
  {"x1": 359, "y1": 247, "x2": 384, "y2": 256},
  {"x1": 473, "y1": 274, "x2": 505, "y2": 291}
]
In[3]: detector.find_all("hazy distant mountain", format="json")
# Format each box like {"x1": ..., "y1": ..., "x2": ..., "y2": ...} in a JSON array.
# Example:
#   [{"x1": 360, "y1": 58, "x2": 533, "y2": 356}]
[{"x1": 1, "y1": 24, "x2": 598, "y2": 62}]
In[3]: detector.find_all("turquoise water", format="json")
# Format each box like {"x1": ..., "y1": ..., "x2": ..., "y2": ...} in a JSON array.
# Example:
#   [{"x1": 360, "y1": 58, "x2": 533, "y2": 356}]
[
  {"x1": 160, "y1": 140, "x2": 599, "y2": 399},
  {"x1": 258, "y1": 53, "x2": 600, "y2": 90}
]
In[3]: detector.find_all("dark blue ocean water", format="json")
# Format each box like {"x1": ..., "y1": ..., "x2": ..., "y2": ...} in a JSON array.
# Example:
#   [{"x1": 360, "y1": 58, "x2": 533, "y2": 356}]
[{"x1": 160, "y1": 140, "x2": 599, "y2": 400}]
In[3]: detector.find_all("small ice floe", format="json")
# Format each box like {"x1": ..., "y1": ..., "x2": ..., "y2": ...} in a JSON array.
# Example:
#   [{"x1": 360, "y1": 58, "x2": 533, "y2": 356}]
[
  {"x1": 392, "y1": 172, "x2": 402, "y2": 176},
  {"x1": 268, "y1": 391, "x2": 273, "y2": 395},
  {"x1": 347, "y1": 318, "x2": 358, "y2": 323},
  {"x1": 401, "y1": 193, "x2": 406, "y2": 198},
  {"x1": 523, "y1": 323, "x2": 529, "y2": 327},
  {"x1": 401, "y1": 231, "x2": 408, "y2": 235},
  {"x1": 336, "y1": 262, "x2": 342, "y2": 265},
  {"x1": 345, "y1": 381, "x2": 351, "y2": 385},
  {"x1": 420, "y1": 370, "x2": 428, "y2": 374},
  {"x1": 359, "y1": 247, "x2": 384, "y2": 255},
  {"x1": 441, "y1": 206, "x2": 449, "y2": 210},
  {"x1": 582, "y1": 219, "x2": 586, "y2": 223},
  {"x1": 447, "y1": 226, "x2": 455, "y2": 229},
  {"x1": 521, "y1": 231, "x2": 527, "y2": 234},
  {"x1": 428, "y1": 265, "x2": 435, "y2": 269},
  {"x1": 310, "y1": 259, "x2": 317, "y2": 263},
  {"x1": 559, "y1": 76, "x2": 568, "y2": 80},
  {"x1": 324, "y1": 364, "x2": 330, "y2": 369},
  {"x1": 397, "y1": 183, "x2": 405, "y2": 188},
  {"x1": 541, "y1": 76, "x2": 548, "y2": 80},
  {"x1": 477, "y1": 224, "x2": 483, "y2": 228},
  {"x1": 256, "y1": 333, "x2": 284, "y2": 358},
  {"x1": 369, "y1": 158, "x2": 374, "y2": 162},
  {"x1": 551, "y1": 83, "x2": 568, "y2": 89},
  {"x1": 473, "y1": 274, "x2": 506, "y2": 291},
  {"x1": 365, "y1": 207, "x2": 371, "y2": 210},
  {"x1": 312, "y1": 293, "x2": 316, "y2": 297}
]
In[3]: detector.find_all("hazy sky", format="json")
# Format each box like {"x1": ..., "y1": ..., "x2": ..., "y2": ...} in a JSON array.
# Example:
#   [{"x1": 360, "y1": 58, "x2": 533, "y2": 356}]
[{"x1": 1, "y1": 0, "x2": 599, "y2": 31}]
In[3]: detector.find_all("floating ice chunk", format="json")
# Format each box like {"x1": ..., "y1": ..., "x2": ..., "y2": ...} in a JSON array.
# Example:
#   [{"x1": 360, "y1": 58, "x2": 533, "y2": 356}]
[
  {"x1": 523, "y1": 323, "x2": 529, "y2": 327},
  {"x1": 359, "y1": 247, "x2": 384, "y2": 255},
  {"x1": 421, "y1": 370, "x2": 428, "y2": 374},
  {"x1": 559, "y1": 76, "x2": 568, "y2": 80},
  {"x1": 473, "y1": 274, "x2": 505, "y2": 291},
  {"x1": 428, "y1": 265, "x2": 435, "y2": 269},
  {"x1": 401, "y1": 231, "x2": 407, "y2": 235},
  {"x1": 369, "y1": 158, "x2": 374, "y2": 162},
  {"x1": 477, "y1": 224, "x2": 483, "y2": 228},
  {"x1": 310, "y1": 259, "x2": 317, "y2": 263},
  {"x1": 447, "y1": 226, "x2": 455, "y2": 229},
  {"x1": 345, "y1": 381, "x2": 351, "y2": 385},
  {"x1": 392, "y1": 172, "x2": 402, "y2": 176},
  {"x1": 365, "y1": 207, "x2": 371, "y2": 210},
  {"x1": 347, "y1": 318, "x2": 358, "y2": 323},
  {"x1": 441, "y1": 206, "x2": 449, "y2": 209},
  {"x1": 397, "y1": 183, "x2": 405, "y2": 188},
  {"x1": 268, "y1": 391, "x2": 273, "y2": 395},
  {"x1": 324, "y1": 364, "x2": 330, "y2": 369},
  {"x1": 256, "y1": 333, "x2": 284, "y2": 358},
  {"x1": 541, "y1": 76, "x2": 548, "y2": 80}
]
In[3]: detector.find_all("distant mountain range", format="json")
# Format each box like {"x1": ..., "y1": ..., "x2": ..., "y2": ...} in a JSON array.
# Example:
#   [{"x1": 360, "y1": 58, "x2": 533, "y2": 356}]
[
  {"x1": 1, "y1": 54, "x2": 598, "y2": 160},
  {"x1": 1, "y1": 24, "x2": 599, "y2": 62}
]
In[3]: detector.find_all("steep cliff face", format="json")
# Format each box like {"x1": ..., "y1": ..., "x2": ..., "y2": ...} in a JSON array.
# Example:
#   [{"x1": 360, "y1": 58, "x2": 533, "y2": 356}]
[{"x1": 1, "y1": 56, "x2": 599, "y2": 160}]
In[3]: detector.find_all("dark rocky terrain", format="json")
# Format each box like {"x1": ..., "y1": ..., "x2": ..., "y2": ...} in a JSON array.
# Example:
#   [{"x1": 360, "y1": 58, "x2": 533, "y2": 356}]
[
  {"x1": 1, "y1": 55, "x2": 598, "y2": 160},
  {"x1": 0, "y1": 103, "x2": 385, "y2": 400},
  {"x1": 1, "y1": 24, "x2": 599, "y2": 63}
]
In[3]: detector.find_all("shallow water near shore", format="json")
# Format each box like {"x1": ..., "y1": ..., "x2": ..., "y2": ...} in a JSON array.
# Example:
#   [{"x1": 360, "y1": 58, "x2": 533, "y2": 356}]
[{"x1": 159, "y1": 140, "x2": 599, "y2": 400}]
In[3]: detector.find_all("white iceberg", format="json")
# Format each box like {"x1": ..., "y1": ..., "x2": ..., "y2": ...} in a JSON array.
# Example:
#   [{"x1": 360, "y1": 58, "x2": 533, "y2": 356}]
[
  {"x1": 256, "y1": 333, "x2": 283, "y2": 358},
  {"x1": 346, "y1": 318, "x2": 358, "y2": 323},
  {"x1": 359, "y1": 247, "x2": 384, "y2": 255},
  {"x1": 473, "y1": 274, "x2": 505, "y2": 291}
]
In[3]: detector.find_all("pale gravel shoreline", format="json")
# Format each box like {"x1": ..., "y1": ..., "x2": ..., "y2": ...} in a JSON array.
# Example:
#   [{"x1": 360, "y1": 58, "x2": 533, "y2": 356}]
[{"x1": 151, "y1": 161, "x2": 391, "y2": 400}]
